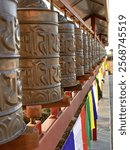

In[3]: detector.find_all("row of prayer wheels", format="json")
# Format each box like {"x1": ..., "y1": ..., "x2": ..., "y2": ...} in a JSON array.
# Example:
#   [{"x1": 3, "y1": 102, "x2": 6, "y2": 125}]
[{"x1": 0, "y1": 0, "x2": 106, "y2": 144}]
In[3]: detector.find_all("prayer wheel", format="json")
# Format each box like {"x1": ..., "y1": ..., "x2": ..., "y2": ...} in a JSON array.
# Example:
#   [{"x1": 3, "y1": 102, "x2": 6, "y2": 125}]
[
  {"x1": 99, "y1": 42, "x2": 101, "y2": 61},
  {"x1": 96, "y1": 40, "x2": 100, "y2": 63},
  {"x1": 75, "y1": 27, "x2": 84, "y2": 76},
  {"x1": 95, "y1": 39, "x2": 98, "y2": 63},
  {"x1": 88, "y1": 33, "x2": 92, "y2": 70},
  {"x1": 59, "y1": 15, "x2": 77, "y2": 87},
  {"x1": 100, "y1": 45, "x2": 104, "y2": 58},
  {"x1": 0, "y1": 0, "x2": 26, "y2": 144},
  {"x1": 91, "y1": 37, "x2": 95, "y2": 65},
  {"x1": 18, "y1": 0, "x2": 62, "y2": 105},
  {"x1": 94, "y1": 38, "x2": 97, "y2": 64},
  {"x1": 83, "y1": 32, "x2": 89, "y2": 73}
]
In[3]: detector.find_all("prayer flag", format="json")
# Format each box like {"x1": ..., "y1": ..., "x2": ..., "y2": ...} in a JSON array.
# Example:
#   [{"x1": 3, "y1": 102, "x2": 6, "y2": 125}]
[{"x1": 80, "y1": 105, "x2": 88, "y2": 150}]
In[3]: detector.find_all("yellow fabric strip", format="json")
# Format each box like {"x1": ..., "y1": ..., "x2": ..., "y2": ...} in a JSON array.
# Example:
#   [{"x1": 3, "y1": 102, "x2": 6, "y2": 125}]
[{"x1": 88, "y1": 91, "x2": 95, "y2": 130}]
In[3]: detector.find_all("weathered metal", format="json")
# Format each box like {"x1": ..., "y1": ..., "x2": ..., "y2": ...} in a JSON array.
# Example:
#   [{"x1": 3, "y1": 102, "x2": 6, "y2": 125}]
[
  {"x1": 95, "y1": 39, "x2": 99, "y2": 63},
  {"x1": 100, "y1": 46, "x2": 106, "y2": 58},
  {"x1": 59, "y1": 15, "x2": 77, "y2": 87},
  {"x1": 83, "y1": 32, "x2": 89, "y2": 73},
  {"x1": 0, "y1": 0, "x2": 26, "y2": 144},
  {"x1": 18, "y1": 0, "x2": 62, "y2": 105},
  {"x1": 94, "y1": 38, "x2": 97, "y2": 64},
  {"x1": 91, "y1": 37, "x2": 95, "y2": 65},
  {"x1": 94, "y1": 39, "x2": 98, "y2": 63},
  {"x1": 97, "y1": 40, "x2": 100, "y2": 62},
  {"x1": 75, "y1": 27, "x2": 84, "y2": 76},
  {"x1": 88, "y1": 33, "x2": 92, "y2": 70}
]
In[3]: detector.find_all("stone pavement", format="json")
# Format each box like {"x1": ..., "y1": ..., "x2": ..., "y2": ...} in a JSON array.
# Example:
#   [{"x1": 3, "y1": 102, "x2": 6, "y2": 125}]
[{"x1": 89, "y1": 72, "x2": 112, "y2": 150}]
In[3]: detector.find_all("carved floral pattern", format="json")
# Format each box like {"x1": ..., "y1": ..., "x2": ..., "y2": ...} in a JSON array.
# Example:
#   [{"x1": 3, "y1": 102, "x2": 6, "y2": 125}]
[
  {"x1": 22, "y1": 86, "x2": 61, "y2": 105},
  {"x1": 0, "y1": 106, "x2": 25, "y2": 144}
]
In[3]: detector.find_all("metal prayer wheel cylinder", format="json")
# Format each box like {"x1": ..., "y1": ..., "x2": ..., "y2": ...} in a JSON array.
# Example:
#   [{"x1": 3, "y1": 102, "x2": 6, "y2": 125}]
[
  {"x1": 88, "y1": 34, "x2": 92, "y2": 70},
  {"x1": 95, "y1": 39, "x2": 97, "y2": 63},
  {"x1": 0, "y1": 0, "x2": 26, "y2": 144},
  {"x1": 83, "y1": 33, "x2": 89, "y2": 73},
  {"x1": 59, "y1": 18, "x2": 77, "y2": 87},
  {"x1": 18, "y1": 1, "x2": 62, "y2": 105},
  {"x1": 91, "y1": 38, "x2": 95, "y2": 65},
  {"x1": 99, "y1": 43, "x2": 101, "y2": 61},
  {"x1": 90, "y1": 35, "x2": 93, "y2": 68},
  {"x1": 96, "y1": 41, "x2": 100, "y2": 62},
  {"x1": 95, "y1": 40, "x2": 98, "y2": 63},
  {"x1": 75, "y1": 28, "x2": 84, "y2": 76},
  {"x1": 94, "y1": 38, "x2": 97, "y2": 64}
]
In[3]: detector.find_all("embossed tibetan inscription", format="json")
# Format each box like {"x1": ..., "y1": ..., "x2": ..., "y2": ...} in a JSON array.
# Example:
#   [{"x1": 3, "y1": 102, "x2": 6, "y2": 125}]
[
  {"x1": 59, "y1": 19, "x2": 77, "y2": 87},
  {"x1": 75, "y1": 28, "x2": 84, "y2": 76},
  {"x1": 18, "y1": 2, "x2": 62, "y2": 105},
  {"x1": 83, "y1": 33, "x2": 89, "y2": 73},
  {"x1": 0, "y1": 0, "x2": 25, "y2": 145},
  {"x1": 20, "y1": 25, "x2": 59, "y2": 58},
  {"x1": 88, "y1": 34, "x2": 92, "y2": 69}
]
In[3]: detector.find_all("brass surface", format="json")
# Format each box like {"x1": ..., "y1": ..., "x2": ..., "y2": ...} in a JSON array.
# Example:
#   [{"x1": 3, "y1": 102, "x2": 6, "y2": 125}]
[
  {"x1": 75, "y1": 28, "x2": 84, "y2": 76},
  {"x1": 88, "y1": 34, "x2": 93, "y2": 70},
  {"x1": 59, "y1": 19, "x2": 77, "y2": 87},
  {"x1": 18, "y1": 1, "x2": 62, "y2": 105},
  {"x1": 0, "y1": 0, "x2": 26, "y2": 144},
  {"x1": 83, "y1": 33, "x2": 89, "y2": 73}
]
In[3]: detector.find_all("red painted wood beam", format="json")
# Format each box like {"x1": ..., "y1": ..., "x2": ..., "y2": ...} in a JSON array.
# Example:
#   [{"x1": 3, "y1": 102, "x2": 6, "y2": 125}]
[
  {"x1": 91, "y1": 15, "x2": 96, "y2": 35},
  {"x1": 37, "y1": 66, "x2": 100, "y2": 150},
  {"x1": 58, "y1": 0, "x2": 94, "y2": 34},
  {"x1": 94, "y1": 14, "x2": 107, "y2": 22},
  {"x1": 71, "y1": 0, "x2": 83, "y2": 7},
  {"x1": 83, "y1": 14, "x2": 107, "y2": 22},
  {"x1": 83, "y1": 15, "x2": 91, "y2": 21}
]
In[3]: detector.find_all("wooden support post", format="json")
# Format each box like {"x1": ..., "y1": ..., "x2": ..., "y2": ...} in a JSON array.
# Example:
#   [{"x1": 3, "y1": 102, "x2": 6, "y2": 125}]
[
  {"x1": 28, "y1": 121, "x2": 42, "y2": 135},
  {"x1": 91, "y1": 15, "x2": 96, "y2": 35},
  {"x1": 93, "y1": 120, "x2": 97, "y2": 141},
  {"x1": 26, "y1": 105, "x2": 42, "y2": 135},
  {"x1": 51, "y1": 107, "x2": 61, "y2": 118}
]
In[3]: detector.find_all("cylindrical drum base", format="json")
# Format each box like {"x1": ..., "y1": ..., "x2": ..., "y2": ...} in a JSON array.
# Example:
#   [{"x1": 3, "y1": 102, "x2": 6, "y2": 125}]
[{"x1": 0, "y1": 104, "x2": 26, "y2": 144}]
